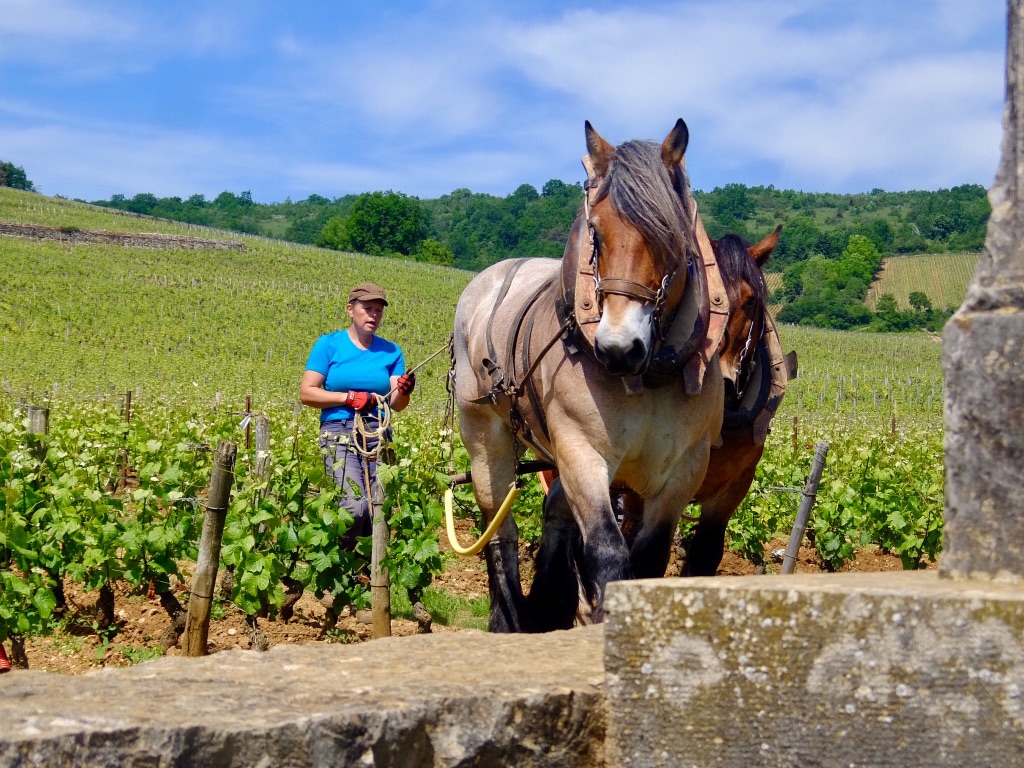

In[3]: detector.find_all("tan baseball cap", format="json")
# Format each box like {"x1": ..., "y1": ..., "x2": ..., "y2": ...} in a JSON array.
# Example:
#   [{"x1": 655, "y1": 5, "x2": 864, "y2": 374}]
[{"x1": 348, "y1": 282, "x2": 388, "y2": 305}]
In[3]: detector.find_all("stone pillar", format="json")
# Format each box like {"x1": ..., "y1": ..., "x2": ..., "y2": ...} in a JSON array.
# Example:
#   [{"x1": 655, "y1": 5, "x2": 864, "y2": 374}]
[{"x1": 942, "y1": 0, "x2": 1024, "y2": 582}]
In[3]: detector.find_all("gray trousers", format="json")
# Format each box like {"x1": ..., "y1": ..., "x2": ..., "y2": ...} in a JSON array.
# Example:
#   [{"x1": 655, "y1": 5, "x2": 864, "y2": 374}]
[{"x1": 319, "y1": 418, "x2": 387, "y2": 550}]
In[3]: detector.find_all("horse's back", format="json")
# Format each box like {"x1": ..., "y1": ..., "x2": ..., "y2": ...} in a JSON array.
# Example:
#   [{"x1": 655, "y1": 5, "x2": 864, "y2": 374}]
[
  {"x1": 456, "y1": 258, "x2": 559, "y2": 321},
  {"x1": 454, "y1": 258, "x2": 560, "y2": 400},
  {"x1": 455, "y1": 258, "x2": 559, "y2": 356}
]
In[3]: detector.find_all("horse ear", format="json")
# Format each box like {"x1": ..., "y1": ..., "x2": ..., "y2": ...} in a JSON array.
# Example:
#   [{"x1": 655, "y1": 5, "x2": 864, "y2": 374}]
[
  {"x1": 748, "y1": 225, "x2": 783, "y2": 267},
  {"x1": 661, "y1": 118, "x2": 689, "y2": 168},
  {"x1": 585, "y1": 121, "x2": 615, "y2": 178}
]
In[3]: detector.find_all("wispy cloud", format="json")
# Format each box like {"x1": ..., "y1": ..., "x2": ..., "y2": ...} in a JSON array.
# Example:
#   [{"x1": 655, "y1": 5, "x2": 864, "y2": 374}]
[{"x1": 0, "y1": 0, "x2": 1006, "y2": 200}]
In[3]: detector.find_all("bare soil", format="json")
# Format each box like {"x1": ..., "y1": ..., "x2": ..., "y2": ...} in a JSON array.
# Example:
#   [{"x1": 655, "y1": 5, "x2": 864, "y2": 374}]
[{"x1": 10, "y1": 520, "x2": 930, "y2": 676}]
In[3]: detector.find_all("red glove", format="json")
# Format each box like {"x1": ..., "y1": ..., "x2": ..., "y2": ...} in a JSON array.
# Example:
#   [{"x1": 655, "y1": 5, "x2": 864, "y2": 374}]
[
  {"x1": 396, "y1": 372, "x2": 416, "y2": 395},
  {"x1": 346, "y1": 390, "x2": 374, "y2": 412}
]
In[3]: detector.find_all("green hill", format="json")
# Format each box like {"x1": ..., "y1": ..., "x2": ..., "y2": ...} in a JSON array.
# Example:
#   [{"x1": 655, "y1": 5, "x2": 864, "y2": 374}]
[
  {"x1": 0, "y1": 187, "x2": 468, "y2": 407},
  {"x1": 0, "y1": 185, "x2": 944, "y2": 427},
  {"x1": 865, "y1": 252, "x2": 979, "y2": 311}
]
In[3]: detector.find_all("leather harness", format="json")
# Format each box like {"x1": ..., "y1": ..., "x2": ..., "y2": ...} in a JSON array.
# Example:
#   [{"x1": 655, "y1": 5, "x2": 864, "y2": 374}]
[{"x1": 721, "y1": 311, "x2": 798, "y2": 446}]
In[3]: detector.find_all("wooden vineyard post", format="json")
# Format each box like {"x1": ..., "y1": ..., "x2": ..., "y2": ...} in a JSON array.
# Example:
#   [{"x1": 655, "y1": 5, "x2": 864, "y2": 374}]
[
  {"x1": 244, "y1": 394, "x2": 252, "y2": 450},
  {"x1": 370, "y1": 478, "x2": 392, "y2": 639},
  {"x1": 254, "y1": 414, "x2": 271, "y2": 483},
  {"x1": 781, "y1": 441, "x2": 830, "y2": 575},
  {"x1": 26, "y1": 404, "x2": 49, "y2": 464},
  {"x1": 27, "y1": 404, "x2": 49, "y2": 435},
  {"x1": 118, "y1": 390, "x2": 132, "y2": 492},
  {"x1": 183, "y1": 440, "x2": 237, "y2": 656}
]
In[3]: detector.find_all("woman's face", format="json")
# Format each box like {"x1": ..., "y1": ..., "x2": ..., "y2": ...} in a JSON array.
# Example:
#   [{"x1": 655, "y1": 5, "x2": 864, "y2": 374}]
[{"x1": 347, "y1": 298, "x2": 386, "y2": 335}]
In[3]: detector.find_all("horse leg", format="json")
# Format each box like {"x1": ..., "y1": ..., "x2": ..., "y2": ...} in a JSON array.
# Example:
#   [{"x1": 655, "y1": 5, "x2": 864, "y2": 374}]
[
  {"x1": 527, "y1": 478, "x2": 585, "y2": 632},
  {"x1": 628, "y1": 512, "x2": 676, "y2": 579},
  {"x1": 558, "y1": 461, "x2": 629, "y2": 624},
  {"x1": 683, "y1": 468, "x2": 756, "y2": 576},
  {"x1": 634, "y1": 443, "x2": 715, "y2": 580},
  {"x1": 460, "y1": 409, "x2": 531, "y2": 633},
  {"x1": 484, "y1": 517, "x2": 529, "y2": 633}
]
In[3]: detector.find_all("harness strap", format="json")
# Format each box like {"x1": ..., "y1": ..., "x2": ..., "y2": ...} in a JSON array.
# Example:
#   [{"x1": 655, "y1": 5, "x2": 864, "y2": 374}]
[
  {"x1": 482, "y1": 258, "x2": 530, "y2": 386},
  {"x1": 595, "y1": 277, "x2": 660, "y2": 303},
  {"x1": 721, "y1": 311, "x2": 796, "y2": 445},
  {"x1": 521, "y1": 301, "x2": 552, "y2": 446}
]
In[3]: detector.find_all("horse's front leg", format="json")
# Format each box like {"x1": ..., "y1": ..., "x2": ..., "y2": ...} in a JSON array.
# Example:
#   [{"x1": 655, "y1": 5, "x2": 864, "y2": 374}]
[
  {"x1": 685, "y1": 463, "x2": 757, "y2": 576},
  {"x1": 632, "y1": 440, "x2": 714, "y2": 579},
  {"x1": 527, "y1": 477, "x2": 586, "y2": 632},
  {"x1": 460, "y1": 407, "x2": 531, "y2": 633},
  {"x1": 557, "y1": 455, "x2": 629, "y2": 624}
]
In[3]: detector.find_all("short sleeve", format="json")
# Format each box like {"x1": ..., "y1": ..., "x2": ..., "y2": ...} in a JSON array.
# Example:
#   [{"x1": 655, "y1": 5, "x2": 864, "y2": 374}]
[{"x1": 306, "y1": 335, "x2": 332, "y2": 376}]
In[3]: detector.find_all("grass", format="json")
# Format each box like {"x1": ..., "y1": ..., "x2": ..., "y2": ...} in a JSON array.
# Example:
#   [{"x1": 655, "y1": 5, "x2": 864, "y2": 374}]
[
  {"x1": 0, "y1": 186, "x2": 469, "y2": 412},
  {"x1": 390, "y1": 585, "x2": 490, "y2": 630},
  {"x1": 116, "y1": 645, "x2": 165, "y2": 664}
]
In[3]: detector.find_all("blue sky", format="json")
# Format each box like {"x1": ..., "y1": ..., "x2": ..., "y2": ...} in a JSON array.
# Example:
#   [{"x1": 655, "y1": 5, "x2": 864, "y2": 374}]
[{"x1": 0, "y1": 0, "x2": 1007, "y2": 203}]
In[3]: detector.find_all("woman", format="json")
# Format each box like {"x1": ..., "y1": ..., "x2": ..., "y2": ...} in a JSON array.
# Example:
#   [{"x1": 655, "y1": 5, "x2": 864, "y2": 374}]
[{"x1": 300, "y1": 282, "x2": 415, "y2": 548}]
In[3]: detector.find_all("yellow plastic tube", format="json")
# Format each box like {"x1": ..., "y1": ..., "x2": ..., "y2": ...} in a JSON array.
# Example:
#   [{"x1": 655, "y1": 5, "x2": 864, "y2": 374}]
[{"x1": 444, "y1": 485, "x2": 521, "y2": 557}]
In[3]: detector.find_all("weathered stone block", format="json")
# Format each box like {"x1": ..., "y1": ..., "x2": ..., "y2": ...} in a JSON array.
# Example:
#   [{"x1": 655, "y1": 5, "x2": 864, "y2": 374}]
[
  {"x1": 943, "y1": 311, "x2": 1024, "y2": 581},
  {"x1": 942, "y1": 0, "x2": 1024, "y2": 580},
  {"x1": 604, "y1": 573, "x2": 1024, "y2": 767},
  {"x1": 0, "y1": 626, "x2": 606, "y2": 768}
]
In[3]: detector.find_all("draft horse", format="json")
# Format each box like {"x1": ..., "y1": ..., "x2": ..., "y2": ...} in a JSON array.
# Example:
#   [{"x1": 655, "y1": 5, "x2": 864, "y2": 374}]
[
  {"x1": 617, "y1": 227, "x2": 795, "y2": 578},
  {"x1": 683, "y1": 228, "x2": 795, "y2": 575},
  {"x1": 453, "y1": 120, "x2": 726, "y2": 632}
]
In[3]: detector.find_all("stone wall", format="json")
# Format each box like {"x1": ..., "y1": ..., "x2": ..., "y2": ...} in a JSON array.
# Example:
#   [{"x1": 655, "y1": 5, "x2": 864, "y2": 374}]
[
  {"x1": 0, "y1": 627, "x2": 607, "y2": 768},
  {"x1": 941, "y1": 0, "x2": 1024, "y2": 581}
]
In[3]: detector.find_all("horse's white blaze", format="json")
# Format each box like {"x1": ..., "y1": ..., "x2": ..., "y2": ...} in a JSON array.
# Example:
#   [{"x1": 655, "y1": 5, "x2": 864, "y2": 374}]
[{"x1": 594, "y1": 299, "x2": 653, "y2": 359}]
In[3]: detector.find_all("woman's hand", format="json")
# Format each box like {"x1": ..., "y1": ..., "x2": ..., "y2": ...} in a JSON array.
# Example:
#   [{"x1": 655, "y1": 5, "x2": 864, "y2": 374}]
[
  {"x1": 396, "y1": 372, "x2": 416, "y2": 395},
  {"x1": 346, "y1": 390, "x2": 374, "y2": 412}
]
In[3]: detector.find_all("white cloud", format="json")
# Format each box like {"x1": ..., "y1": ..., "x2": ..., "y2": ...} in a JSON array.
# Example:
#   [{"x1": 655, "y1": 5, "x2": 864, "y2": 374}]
[
  {"x1": 0, "y1": 0, "x2": 1006, "y2": 199},
  {"x1": 0, "y1": 119, "x2": 263, "y2": 199},
  {"x1": 0, "y1": 0, "x2": 134, "y2": 41}
]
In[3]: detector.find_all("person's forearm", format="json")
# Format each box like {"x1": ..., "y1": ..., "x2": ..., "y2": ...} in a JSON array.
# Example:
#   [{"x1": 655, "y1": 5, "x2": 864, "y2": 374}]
[{"x1": 300, "y1": 385, "x2": 349, "y2": 409}]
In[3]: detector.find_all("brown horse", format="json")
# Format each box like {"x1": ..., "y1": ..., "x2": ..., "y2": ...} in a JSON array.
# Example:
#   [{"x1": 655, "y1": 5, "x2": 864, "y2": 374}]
[
  {"x1": 453, "y1": 120, "x2": 726, "y2": 632},
  {"x1": 616, "y1": 226, "x2": 793, "y2": 577},
  {"x1": 684, "y1": 227, "x2": 793, "y2": 574}
]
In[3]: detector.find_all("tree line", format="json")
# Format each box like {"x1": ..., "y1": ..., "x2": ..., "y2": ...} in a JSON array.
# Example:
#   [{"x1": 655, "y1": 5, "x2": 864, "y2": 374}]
[{"x1": 2, "y1": 158, "x2": 989, "y2": 331}]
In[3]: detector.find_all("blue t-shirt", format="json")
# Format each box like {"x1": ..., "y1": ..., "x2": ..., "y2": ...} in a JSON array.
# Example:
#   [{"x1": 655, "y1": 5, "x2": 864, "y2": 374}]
[{"x1": 306, "y1": 331, "x2": 406, "y2": 423}]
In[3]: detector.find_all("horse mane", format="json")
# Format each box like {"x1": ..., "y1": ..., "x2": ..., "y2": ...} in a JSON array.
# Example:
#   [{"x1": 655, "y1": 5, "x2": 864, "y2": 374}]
[
  {"x1": 714, "y1": 233, "x2": 768, "y2": 307},
  {"x1": 597, "y1": 140, "x2": 696, "y2": 266}
]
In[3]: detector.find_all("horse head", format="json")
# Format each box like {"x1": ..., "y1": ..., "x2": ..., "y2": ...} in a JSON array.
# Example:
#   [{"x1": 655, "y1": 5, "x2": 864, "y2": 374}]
[
  {"x1": 714, "y1": 225, "x2": 780, "y2": 399},
  {"x1": 582, "y1": 120, "x2": 696, "y2": 376}
]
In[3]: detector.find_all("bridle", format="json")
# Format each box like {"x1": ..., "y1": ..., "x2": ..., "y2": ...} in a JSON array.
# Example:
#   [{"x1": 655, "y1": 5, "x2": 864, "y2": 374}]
[
  {"x1": 582, "y1": 175, "x2": 692, "y2": 342},
  {"x1": 728, "y1": 279, "x2": 767, "y2": 401}
]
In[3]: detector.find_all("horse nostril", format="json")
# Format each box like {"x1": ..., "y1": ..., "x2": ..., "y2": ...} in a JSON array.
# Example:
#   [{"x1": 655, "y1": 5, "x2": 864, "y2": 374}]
[{"x1": 594, "y1": 336, "x2": 648, "y2": 375}]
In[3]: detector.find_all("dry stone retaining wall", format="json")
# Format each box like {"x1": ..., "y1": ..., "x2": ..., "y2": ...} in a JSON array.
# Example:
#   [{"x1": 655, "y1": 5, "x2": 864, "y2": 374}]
[{"x1": 0, "y1": 627, "x2": 607, "y2": 768}]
